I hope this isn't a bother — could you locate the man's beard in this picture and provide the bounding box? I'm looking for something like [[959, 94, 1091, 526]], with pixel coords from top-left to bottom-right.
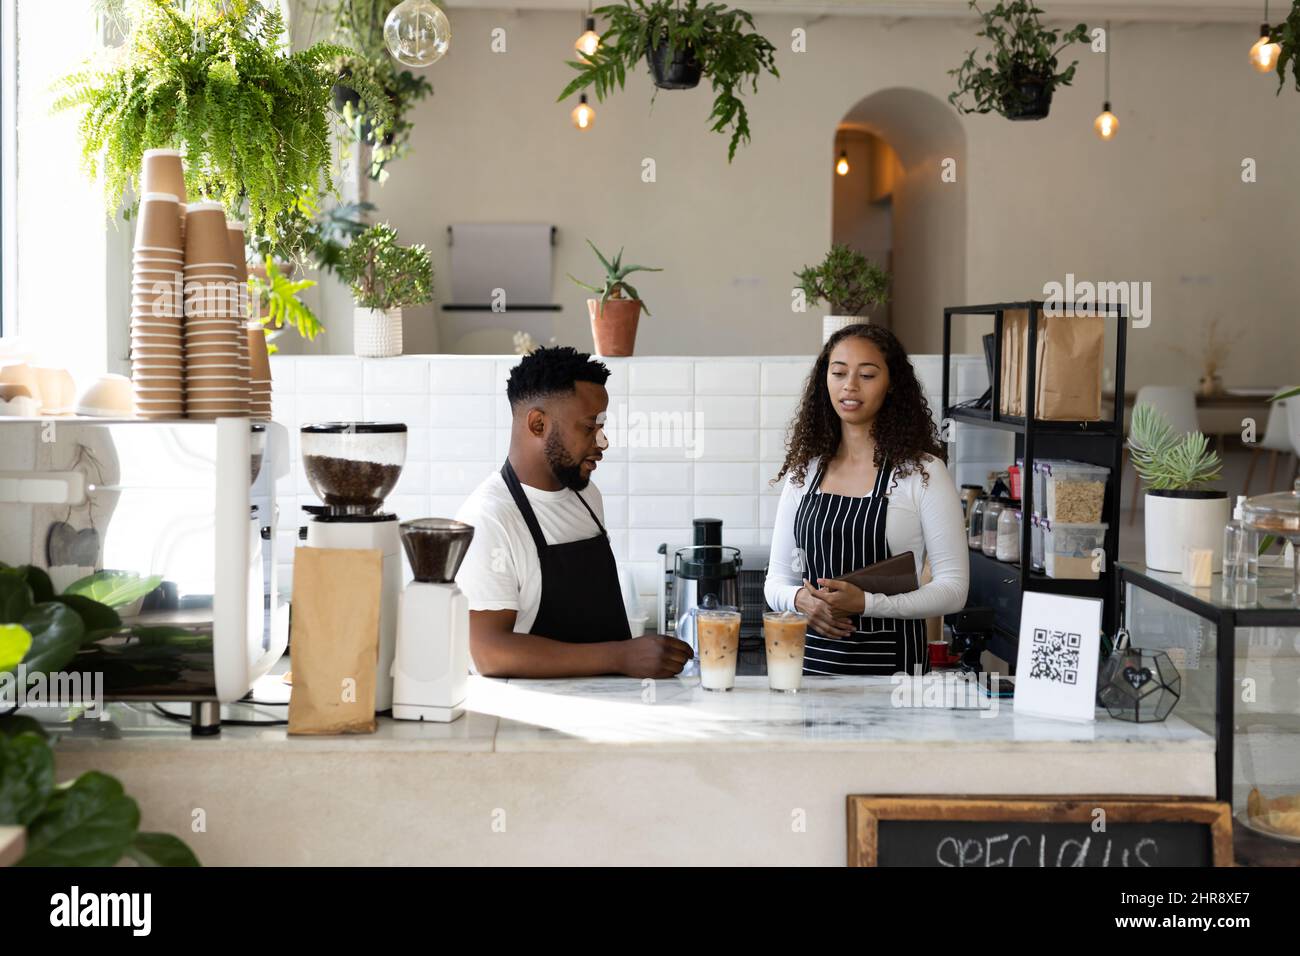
[[544, 430, 589, 491]]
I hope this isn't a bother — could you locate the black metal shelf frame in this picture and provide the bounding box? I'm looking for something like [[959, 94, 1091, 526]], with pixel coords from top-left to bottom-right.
[[942, 300, 1129, 658]]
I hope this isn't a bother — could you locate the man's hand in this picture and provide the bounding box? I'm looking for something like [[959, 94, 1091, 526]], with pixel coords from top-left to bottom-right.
[[795, 580, 855, 638], [617, 635, 694, 678]]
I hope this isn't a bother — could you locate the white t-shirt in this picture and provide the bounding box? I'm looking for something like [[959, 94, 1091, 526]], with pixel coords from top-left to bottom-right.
[[763, 453, 969, 620], [454, 470, 607, 633]]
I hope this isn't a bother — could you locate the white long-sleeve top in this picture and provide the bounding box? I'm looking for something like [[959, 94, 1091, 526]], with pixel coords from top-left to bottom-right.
[[763, 453, 970, 619]]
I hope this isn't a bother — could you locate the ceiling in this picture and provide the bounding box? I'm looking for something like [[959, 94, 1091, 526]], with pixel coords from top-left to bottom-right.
[[440, 1, 1274, 25]]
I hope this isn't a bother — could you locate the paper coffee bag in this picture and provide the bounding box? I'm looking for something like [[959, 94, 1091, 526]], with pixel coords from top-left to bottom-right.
[[287, 546, 381, 735]]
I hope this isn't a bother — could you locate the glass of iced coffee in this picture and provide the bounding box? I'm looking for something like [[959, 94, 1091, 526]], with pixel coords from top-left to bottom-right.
[[763, 610, 807, 692], [696, 607, 742, 692]]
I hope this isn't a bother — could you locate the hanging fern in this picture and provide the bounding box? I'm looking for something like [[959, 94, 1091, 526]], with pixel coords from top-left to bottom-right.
[[54, 0, 379, 248]]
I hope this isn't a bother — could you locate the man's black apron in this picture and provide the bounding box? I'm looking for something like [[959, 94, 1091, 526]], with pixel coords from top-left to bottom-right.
[[792, 458, 928, 676], [500, 459, 631, 643]]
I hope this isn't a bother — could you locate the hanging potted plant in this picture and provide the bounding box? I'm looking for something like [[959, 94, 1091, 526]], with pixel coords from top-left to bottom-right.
[[795, 244, 891, 344], [53, 0, 382, 250], [1127, 404, 1230, 573], [315, 1, 433, 182], [557, 0, 779, 162], [1271, 3, 1300, 92], [568, 239, 662, 357], [948, 0, 1089, 120], [337, 223, 434, 358]]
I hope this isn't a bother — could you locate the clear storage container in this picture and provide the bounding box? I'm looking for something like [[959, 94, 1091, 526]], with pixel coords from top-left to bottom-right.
[[1044, 461, 1110, 524], [1030, 514, 1047, 572], [967, 496, 987, 550], [1031, 459, 1069, 518], [1044, 521, 1109, 579], [996, 507, 1022, 563], [981, 498, 1005, 556]]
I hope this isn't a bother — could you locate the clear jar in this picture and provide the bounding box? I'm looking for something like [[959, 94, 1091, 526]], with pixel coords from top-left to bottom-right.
[[967, 496, 987, 550], [996, 507, 1021, 563], [981, 498, 1005, 556]]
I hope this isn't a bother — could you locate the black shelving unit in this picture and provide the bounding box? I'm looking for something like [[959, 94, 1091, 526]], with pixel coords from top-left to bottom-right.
[[942, 301, 1128, 665]]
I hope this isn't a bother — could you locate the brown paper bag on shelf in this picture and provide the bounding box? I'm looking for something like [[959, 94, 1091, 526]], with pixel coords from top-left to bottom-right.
[[998, 308, 1103, 421], [287, 547, 381, 735]]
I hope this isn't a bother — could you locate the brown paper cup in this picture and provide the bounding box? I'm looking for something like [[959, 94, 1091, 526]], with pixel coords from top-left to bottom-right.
[[141, 149, 186, 203], [134, 193, 182, 251], [184, 202, 230, 264]]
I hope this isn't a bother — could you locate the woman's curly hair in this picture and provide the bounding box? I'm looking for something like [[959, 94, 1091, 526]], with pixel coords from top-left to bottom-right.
[[776, 324, 943, 489]]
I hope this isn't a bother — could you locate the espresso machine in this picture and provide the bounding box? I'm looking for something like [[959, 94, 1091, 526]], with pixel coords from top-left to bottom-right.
[[392, 519, 474, 722], [300, 422, 406, 712]]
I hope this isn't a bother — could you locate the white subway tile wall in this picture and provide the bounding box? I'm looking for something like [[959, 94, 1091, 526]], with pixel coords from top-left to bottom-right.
[[270, 354, 991, 625]]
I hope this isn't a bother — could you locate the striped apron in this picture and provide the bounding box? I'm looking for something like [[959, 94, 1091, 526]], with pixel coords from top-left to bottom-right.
[[793, 458, 929, 676]]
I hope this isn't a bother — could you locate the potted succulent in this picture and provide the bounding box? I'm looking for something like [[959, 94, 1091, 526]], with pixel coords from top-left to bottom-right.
[[336, 223, 434, 358], [557, 0, 779, 162], [795, 244, 891, 344], [54, 0, 378, 249], [1127, 404, 1230, 573], [948, 0, 1089, 120], [567, 239, 662, 357]]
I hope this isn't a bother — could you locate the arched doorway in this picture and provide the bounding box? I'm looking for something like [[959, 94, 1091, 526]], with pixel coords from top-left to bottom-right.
[[833, 88, 967, 356]]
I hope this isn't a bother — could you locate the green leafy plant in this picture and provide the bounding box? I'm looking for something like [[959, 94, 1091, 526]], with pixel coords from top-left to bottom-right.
[[567, 239, 662, 314], [1272, 385, 1299, 402], [1271, 4, 1300, 92], [248, 256, 322, 355], [794, 244, 891, 317], [337, 223, 434, 311], [54, 0, 381, 246], [313, 1, 435, 182], [948, 1, 1089, 118], [0, 563, 198, 866], [1127, 404, 1223, 492], [557, 0, 779, 162]]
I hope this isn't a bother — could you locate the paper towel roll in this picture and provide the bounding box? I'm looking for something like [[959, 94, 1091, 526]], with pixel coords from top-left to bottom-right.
[[448, 223, 554, 308]]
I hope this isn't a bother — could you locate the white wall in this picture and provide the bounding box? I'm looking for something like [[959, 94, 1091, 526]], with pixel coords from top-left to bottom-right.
[[269, 352, 1002, 625], [286, 10, 1300, 391]]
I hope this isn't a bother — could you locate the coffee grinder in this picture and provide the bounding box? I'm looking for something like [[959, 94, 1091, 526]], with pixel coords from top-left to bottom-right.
[[392, 519, 475, 722], [301, 422, 407, 712]]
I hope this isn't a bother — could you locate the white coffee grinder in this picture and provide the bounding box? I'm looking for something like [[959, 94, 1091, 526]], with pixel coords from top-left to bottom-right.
[[392, 519, 474, 722], [300, 422, 407, 712]]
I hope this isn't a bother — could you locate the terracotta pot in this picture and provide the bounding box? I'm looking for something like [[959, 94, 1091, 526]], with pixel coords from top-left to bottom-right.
[[588, 297, 642, 357]]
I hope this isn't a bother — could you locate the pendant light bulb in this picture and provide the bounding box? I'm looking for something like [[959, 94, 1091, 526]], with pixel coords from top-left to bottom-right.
[[835, 150, 850, 176], [383, 0, 451, 68], [1251, 24, 1281, 72], [575, 17, 601, 58], [571, 94, 595, 130], [1093, 102, 1118, 141]]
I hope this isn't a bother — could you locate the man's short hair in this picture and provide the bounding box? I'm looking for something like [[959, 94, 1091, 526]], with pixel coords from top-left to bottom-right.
[[506, 346, 610, 408]]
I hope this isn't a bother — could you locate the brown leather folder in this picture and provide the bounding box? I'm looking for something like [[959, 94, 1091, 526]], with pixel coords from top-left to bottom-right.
[[831, 551, 919, 595]]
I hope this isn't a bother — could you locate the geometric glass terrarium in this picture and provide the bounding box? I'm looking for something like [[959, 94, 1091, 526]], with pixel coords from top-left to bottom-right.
[[1098, 630, 1182, 722]]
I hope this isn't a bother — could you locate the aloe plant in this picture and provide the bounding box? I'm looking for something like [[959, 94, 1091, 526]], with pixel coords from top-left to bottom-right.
[[567, 239, 663, 315], [1127, 404, 1223, 491]]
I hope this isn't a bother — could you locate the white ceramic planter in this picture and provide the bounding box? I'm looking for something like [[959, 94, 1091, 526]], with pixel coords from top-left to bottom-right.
[[1144, 491, 1230, 573], [822, 314, 866, 343], [353, 306, 403, 358]]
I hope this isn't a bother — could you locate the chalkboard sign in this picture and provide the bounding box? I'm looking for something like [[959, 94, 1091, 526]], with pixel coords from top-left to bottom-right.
[[847, 797, 1232, 867]]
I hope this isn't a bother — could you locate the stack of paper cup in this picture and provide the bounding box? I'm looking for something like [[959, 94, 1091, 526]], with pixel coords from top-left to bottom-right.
[[141, 149, 187, 241], [131, 192, 184, 419], [225, 221, 252, 405], [183, 201, 247, 419], [248, 325, 273, 420]]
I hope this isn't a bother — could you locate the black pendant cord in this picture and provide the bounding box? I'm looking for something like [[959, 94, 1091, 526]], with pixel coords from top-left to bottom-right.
[[1104, 20, 1112, 108]]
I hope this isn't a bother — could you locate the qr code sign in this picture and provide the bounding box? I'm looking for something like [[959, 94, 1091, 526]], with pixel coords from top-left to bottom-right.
[[1028, 628, 1081, 685]]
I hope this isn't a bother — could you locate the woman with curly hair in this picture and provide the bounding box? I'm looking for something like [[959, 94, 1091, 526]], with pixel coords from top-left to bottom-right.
[[763, 324, 968, 676]]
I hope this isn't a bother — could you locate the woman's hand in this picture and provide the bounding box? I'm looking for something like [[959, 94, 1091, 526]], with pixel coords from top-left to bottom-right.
[[814, 578, 868, 617], [796, 581, 855, 638]]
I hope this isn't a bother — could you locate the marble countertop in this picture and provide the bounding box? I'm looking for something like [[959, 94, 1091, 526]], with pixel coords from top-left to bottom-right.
[[40, 673, 1215, 756]]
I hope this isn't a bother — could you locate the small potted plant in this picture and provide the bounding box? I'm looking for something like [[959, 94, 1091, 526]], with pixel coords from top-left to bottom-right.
[[336, 223, 434, 358], [948, 0, 1089, 120], [795, 245, 891, 344], [568, 239, 662, 357], [1127, 404, 1229, 573], [557, 0, 779, 162]]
